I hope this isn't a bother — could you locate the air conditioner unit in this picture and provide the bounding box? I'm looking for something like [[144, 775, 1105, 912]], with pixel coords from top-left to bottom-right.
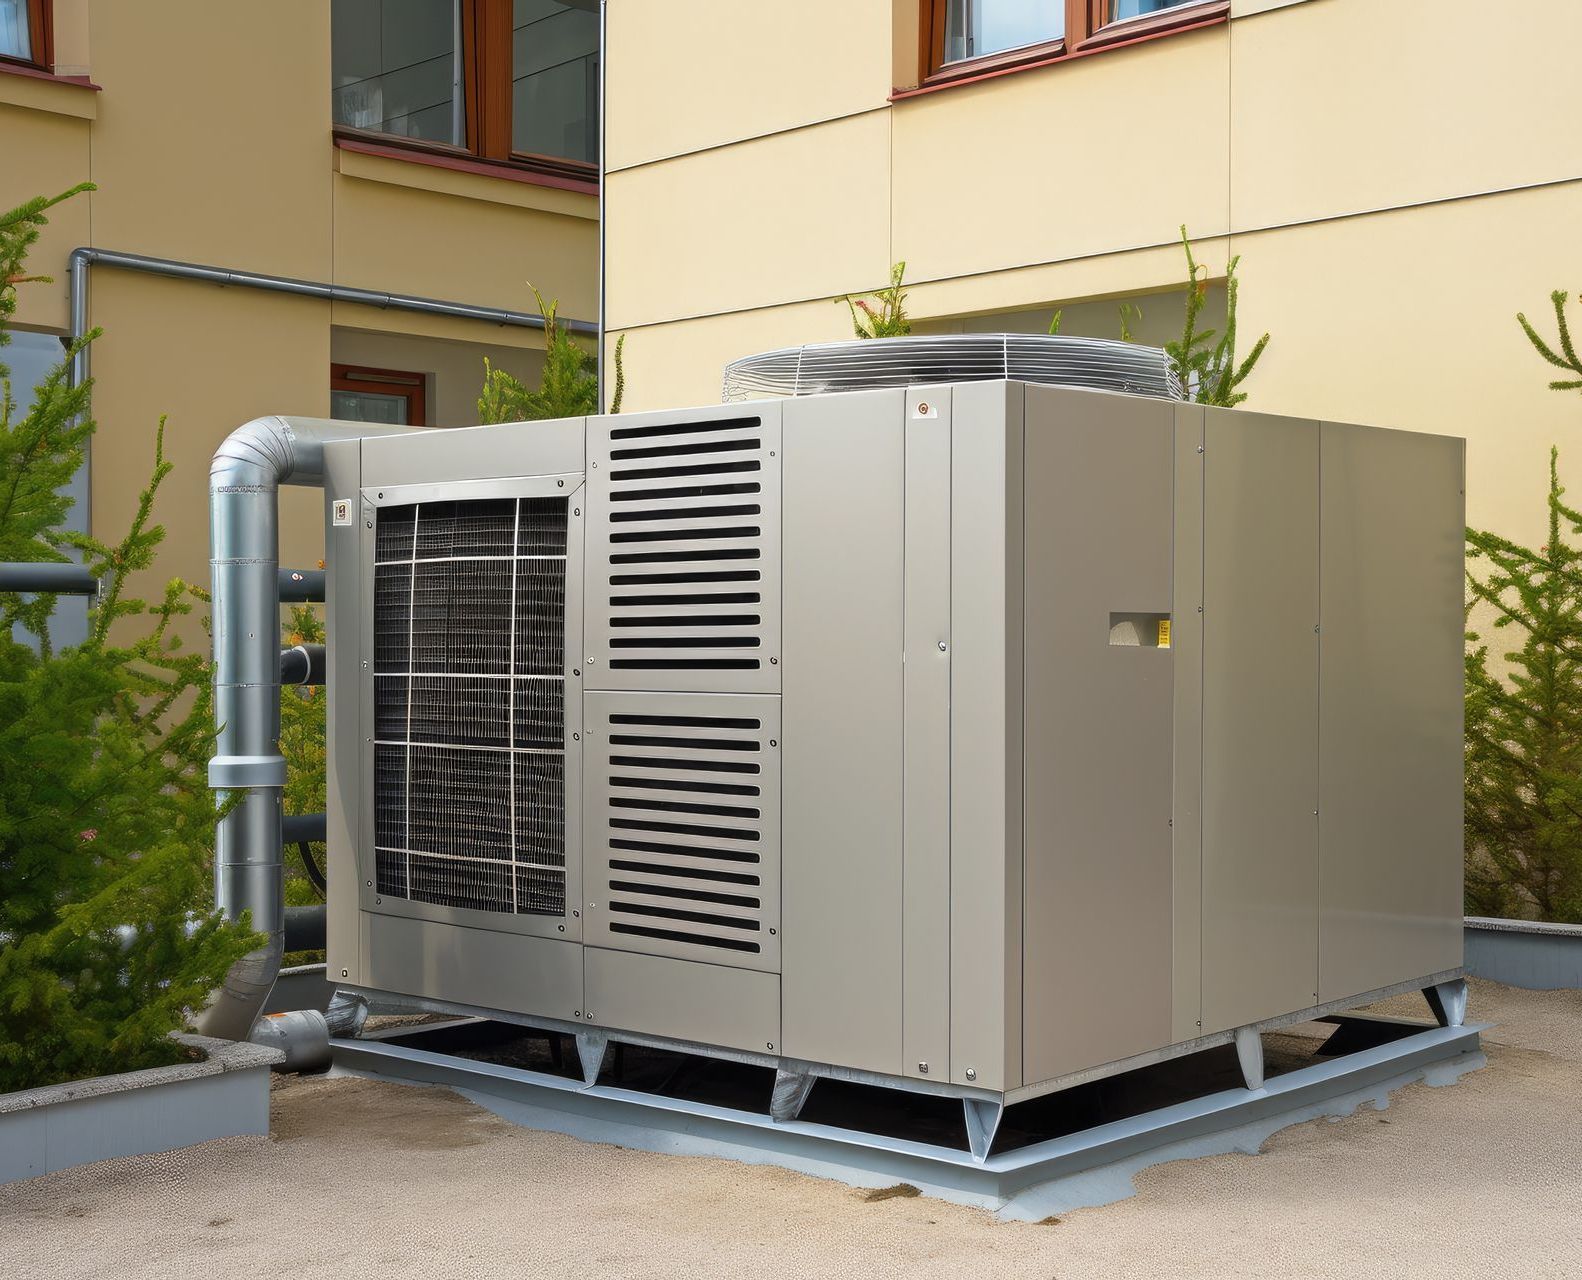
[[320, 341, 1464, 1136]]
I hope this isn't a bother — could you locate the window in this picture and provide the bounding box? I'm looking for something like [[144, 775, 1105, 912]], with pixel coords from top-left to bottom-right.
[[924, 0, 1223, 84], [331, 0, 598, 179], [0, 0, 50, 69], [331, 364, 427, 426]]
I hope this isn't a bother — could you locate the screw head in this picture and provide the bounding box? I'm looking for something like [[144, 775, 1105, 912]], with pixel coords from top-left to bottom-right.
[[768, 927, 776, 936], [341, 969, 349, 978], [938, 640, 947, 652], [573, 669, 580, 677], [965, 1067, 977, 1081], [377, 492, 384, 499], [770, 657, 778, 665], [365, 520, 373, 529], [766, 1042, 775, 1051], [558, 924, 565, 932], [573, 732, 580, 741], [574, 1010, 580, 1017], [365, 879, 372, 887], [557, 479, 565, 487], [574, 508, 580, 516], [918, 1062, 929, 1074], [769, 739, 777, 748], [572, 909, 580, 918]]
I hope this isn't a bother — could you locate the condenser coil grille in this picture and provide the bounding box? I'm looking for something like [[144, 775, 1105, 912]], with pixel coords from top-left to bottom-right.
[[721, 334, 1184, 402], [586, 411, 782, 694], [586, 692, 781, 972], [373, 496, 568, 916]]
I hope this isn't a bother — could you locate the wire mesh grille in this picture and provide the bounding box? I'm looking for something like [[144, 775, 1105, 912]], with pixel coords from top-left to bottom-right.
[[373, 496, 568, 916], [721, 334, 1184, 402]]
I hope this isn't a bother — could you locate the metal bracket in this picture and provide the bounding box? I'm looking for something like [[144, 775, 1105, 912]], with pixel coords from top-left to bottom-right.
[[207, 754, 287, 789], [575, 1028, 609, 1087], [770, 1069, 816, 1124], [962, 1097, 1005, 1163], [1234, 1025, 1265, 1092], [1424, 977, 1468, 1028]]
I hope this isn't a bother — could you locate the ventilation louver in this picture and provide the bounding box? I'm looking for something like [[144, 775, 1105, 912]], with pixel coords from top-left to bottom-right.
[[721, 334, 1184, 402], [585, 692, 780, 972], [586, 410, 781, 694], [373, 496, 569, 917]]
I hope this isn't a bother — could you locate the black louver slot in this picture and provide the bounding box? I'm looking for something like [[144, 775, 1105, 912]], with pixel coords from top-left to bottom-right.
[[373, 496, 568, 917]]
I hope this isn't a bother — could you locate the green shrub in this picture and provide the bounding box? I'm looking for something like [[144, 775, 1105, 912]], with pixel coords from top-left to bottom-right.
[[478, 287, 624, 422], [0, 188, 256, 1092]]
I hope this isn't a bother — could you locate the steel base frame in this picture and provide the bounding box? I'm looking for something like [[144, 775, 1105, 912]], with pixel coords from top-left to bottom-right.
[[331, 1014, 1482, 1214], [340, 969, 1467, 1162]]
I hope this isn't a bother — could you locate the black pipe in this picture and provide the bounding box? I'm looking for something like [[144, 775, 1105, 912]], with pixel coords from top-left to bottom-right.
[[280, 643, 327, 686], [284, 904, 326, 952], [283, 812, 327, 844], [279, 568, 325, 603], [0, 562, 97, 595]]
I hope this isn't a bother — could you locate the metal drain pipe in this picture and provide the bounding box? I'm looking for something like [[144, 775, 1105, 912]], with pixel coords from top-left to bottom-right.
[[197, 415, 414, 1046]]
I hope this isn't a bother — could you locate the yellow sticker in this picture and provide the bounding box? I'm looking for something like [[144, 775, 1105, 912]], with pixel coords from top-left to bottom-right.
[[1157, 618, 1171, 649]]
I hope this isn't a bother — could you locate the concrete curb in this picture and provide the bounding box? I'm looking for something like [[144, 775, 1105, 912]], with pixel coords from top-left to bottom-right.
[[1465, 917, 1582, 991], [0, 1033, 283, 1184]]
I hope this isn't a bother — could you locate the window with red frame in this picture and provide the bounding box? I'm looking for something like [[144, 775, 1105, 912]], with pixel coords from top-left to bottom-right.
[[923, 0, 1224, 84], [0, 0, 52, 69], [331, 363, 428, 427], [331, 0, 597, 181]]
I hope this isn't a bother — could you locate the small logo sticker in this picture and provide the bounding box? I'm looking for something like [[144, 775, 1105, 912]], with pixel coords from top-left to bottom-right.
[[332, 499, 352, 526]]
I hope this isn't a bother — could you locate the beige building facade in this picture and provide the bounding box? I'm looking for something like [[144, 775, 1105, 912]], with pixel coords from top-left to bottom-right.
[[604, 0, 1580, 544], [3, 0, 599, 640]]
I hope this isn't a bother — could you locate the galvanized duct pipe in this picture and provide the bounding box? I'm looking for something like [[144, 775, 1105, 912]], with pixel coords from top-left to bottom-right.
[[197, 415, 414, 1045]]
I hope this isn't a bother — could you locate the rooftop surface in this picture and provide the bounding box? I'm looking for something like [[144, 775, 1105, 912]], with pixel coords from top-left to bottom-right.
[[5, 978, 1579, 1278]]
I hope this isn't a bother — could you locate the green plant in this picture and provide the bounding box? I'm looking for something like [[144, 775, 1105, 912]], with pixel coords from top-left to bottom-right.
[[280, 600, 326, 911], [1166, 226, 1270, 408], [0, 187, 257, 1092], [1517, 291, 1582, 395], [841, 261, 912, 339], [478, 286, 625, 422], [1464, 449, 1582, 922]]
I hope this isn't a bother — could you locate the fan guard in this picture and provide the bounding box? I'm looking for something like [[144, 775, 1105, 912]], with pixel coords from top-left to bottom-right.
[[722, 334, 1184, 403]]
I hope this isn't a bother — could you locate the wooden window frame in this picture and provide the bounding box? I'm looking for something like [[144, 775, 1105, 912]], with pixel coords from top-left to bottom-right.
[[0, 0, 53, 72], [917, 0, 1226, 91], [331, 363, 428, 427], [333, 0, 596, 186]]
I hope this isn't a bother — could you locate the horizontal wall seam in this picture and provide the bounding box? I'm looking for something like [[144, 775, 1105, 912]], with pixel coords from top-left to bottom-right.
[[607, 171, 1582, 334], [604, 104, 892, 178]]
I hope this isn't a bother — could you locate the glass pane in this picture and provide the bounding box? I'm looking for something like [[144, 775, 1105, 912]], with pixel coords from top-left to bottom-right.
[[332, 0, 463, 145], [0, 0, 32, 60], [332, 389, 409, 424], [512, 0, 599, 163], [944, 0, 1062, 64], [1112, 0, 1197, 18]]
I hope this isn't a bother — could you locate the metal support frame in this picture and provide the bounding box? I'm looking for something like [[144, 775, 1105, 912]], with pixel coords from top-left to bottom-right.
[[332, 1017, 1484, 1209], [1234, 1026, 1265, 1092], [1424, 977, 1468, 1028], [962, 1098, 1006, 1163], [771, 1070, 817, 1124]]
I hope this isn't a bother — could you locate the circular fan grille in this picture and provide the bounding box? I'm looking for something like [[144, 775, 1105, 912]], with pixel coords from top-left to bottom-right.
[[722, 334, 1184, 403]]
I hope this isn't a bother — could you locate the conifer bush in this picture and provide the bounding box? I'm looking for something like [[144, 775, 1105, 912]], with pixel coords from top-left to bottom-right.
[[0, 188, 256, 1092], [478, 287, 624, 422]]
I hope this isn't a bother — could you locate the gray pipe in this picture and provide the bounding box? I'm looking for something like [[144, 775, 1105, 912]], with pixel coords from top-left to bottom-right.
[[197, 415, 414, 1042]]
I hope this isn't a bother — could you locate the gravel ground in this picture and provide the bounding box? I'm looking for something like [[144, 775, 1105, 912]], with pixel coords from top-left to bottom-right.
[[5, 978, 1580, 1279]]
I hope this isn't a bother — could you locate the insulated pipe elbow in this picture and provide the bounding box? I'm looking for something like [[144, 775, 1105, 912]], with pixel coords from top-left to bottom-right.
[[198, 415, 415, 1044]]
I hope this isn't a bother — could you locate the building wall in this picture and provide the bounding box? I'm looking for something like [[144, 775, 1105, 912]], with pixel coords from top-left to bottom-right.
[[1, 0, 596, 638], [604, 0, 1582, 544]]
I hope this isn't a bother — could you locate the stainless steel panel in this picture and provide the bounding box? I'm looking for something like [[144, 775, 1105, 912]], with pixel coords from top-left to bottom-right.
[[583, 690, 780, 972], [1201, 409, 1321, 1034], [1171, 405, 1207, 1043], [903, 386, 952, 1083], [1319, 422, 1465, 999], [781, 388, 906, 1075], [584, 402, 782, 694], [584, 947, 780, 1055], [1021, 386, 1175, 1084], [324, 439, 367, 984], [360, 417, 585, 488], [366, 912, 583, 1021], [948, 380, 1023, 1093]]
